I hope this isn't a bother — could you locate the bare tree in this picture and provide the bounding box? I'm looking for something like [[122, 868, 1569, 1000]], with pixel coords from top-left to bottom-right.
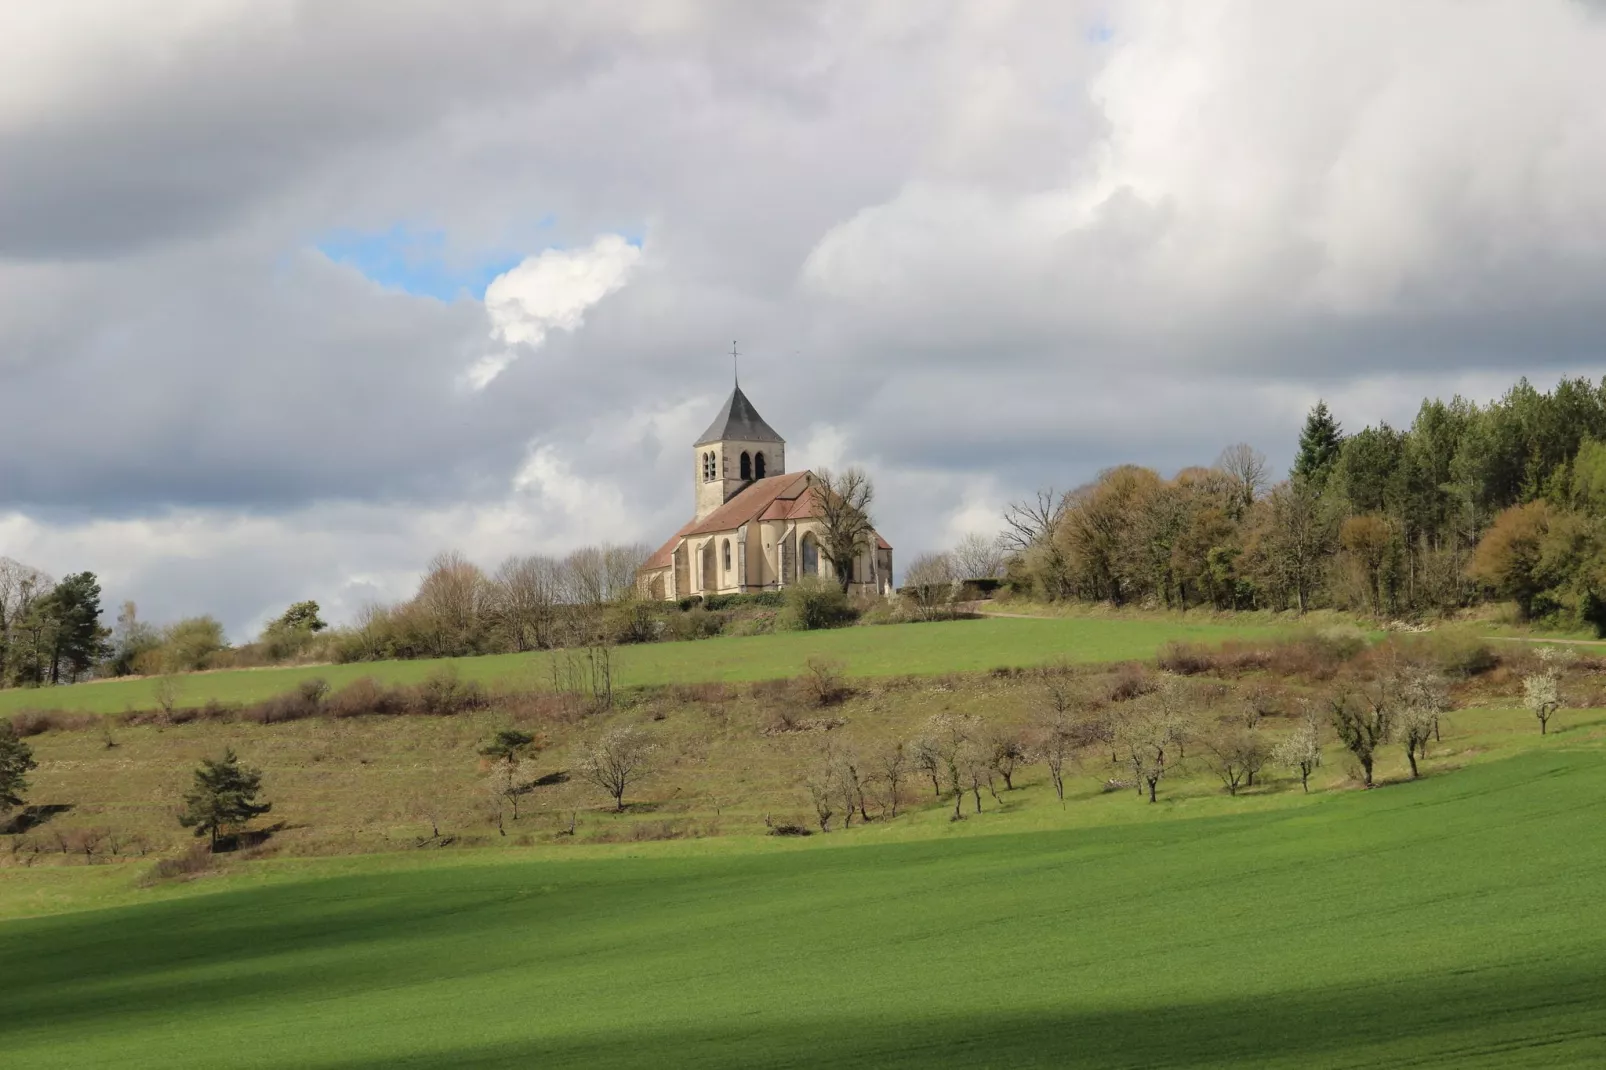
[[876, 741, 909, 817], [414, 550, 489, 656], [986, 726, 1031, 791], [601, 543, 651, 602], [152, 674, 185, 718], [999, 489, 1066, 553], [576, 724, 657, 811], [812, 467, 876, 593], [952, 532, 1005, 580], [1272, 707, 1323, 792], [903, 552, 960, 621], [1035, 680, 1079, 805], [1202, 728, 1269, 796], [1117, 684, 1194, 803], [0, 558, 53, 678], [1216, 443, 1269, 511], [489, 555, 562, 652]]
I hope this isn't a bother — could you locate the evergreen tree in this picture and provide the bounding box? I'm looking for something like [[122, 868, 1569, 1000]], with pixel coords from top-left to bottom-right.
[[45, 573, 112, 684], [179, 749, 272, 851], [1293, 401, 1345, 492], [0, 723, 38, 812]]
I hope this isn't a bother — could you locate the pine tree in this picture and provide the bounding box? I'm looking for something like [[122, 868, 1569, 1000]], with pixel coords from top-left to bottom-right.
[[1293, 400, 1344, 491], [0, 723, 38, 812], [179, 749, 272, 851]]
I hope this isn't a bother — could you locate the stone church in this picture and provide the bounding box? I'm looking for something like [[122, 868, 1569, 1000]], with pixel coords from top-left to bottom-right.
[[638, 382, 893, 600]]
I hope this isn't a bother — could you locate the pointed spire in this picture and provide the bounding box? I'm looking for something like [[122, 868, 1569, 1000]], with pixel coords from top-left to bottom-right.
[[695, 381, 785, 446]]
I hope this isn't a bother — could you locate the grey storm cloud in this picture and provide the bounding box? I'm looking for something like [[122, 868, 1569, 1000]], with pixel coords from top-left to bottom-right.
[[3, 0, 1606, 636]]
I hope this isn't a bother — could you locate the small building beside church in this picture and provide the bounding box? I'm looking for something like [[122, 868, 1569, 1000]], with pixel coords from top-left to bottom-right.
[[638, 382, 893, 600]]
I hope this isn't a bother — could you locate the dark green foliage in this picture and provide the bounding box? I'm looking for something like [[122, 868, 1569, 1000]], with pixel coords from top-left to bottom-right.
[[271, 601, 328, 634], [479, 729, 537, 764], [0, 722, 37, 810], [1292, 400, 1344, 490], [4, 573, 112, 687], [177, 749, 272, 851]]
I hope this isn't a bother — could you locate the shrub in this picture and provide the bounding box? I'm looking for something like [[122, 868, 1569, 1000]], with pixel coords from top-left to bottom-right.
[[800, 656, 850, 706], [325, 676, 411, 718], [778, 577, 855, 631], [665, 606, 726, 642], [143, 845, 215, 884], [1105, 663, 1156, 703], [9, 710, 98, 737], [417, 666, 486, 716]]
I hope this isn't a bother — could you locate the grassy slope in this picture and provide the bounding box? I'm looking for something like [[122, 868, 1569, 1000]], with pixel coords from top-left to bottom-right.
[[3, 731, 1604, 1068], [0, 615, 1291, 716]]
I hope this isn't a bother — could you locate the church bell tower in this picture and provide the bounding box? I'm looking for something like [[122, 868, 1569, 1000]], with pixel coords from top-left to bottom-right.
[[693, 381, 785, 520]]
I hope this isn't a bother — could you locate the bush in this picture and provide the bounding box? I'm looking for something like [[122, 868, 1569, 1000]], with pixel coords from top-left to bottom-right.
[[9, 710, 98, 737], [665, 606, 726, 642], [702, 591, 785, 611], [800, 656, 850, 706], [325, 677, 411, 718], [417, 666, 487, 715], [778, 577, 856, 631], [143, 845, 215, 884]]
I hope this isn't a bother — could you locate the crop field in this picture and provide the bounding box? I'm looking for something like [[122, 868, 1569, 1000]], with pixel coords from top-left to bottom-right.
[[2, 731, 1603, 1068], [0, 614, 1293, 717]]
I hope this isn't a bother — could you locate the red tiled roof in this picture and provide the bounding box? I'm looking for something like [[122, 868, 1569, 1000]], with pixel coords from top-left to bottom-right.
[[639, 470, 892, 570]]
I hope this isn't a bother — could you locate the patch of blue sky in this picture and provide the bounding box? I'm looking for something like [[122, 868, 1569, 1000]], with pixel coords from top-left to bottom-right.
[[316, 225, 529, 302], [1087, 19, 1114, 44]]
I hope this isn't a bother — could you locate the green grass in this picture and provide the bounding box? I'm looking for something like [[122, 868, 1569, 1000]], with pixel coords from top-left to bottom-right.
[[0, 615, 1292, 716], [4, 737, 1604, 1068]]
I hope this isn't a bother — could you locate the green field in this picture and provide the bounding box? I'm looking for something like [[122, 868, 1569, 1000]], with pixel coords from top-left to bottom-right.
[[3, 731, 1603, 1068], [0, 615, 1291, 716]]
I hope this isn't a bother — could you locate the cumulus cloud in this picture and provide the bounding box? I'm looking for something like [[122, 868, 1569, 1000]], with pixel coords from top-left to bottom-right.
[[2, 1, 1605, 633], [466, 234, 644, 390]]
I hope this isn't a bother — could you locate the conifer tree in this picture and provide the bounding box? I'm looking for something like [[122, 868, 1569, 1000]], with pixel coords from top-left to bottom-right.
[[0, 723, 38, 812], [179, 749, 272, 851], [1293, 401, 1345, 492]]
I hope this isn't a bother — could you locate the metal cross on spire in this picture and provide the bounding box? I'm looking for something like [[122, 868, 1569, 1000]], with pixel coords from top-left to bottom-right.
[[730, 340, 740, 385]]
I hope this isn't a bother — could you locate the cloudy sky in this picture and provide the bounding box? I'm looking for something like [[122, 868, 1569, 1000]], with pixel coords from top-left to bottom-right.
[[4, 0, 1606, 638]]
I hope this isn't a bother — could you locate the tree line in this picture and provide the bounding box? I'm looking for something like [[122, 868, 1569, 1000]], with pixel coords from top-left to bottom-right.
[[1000, 375, 1606, 632]]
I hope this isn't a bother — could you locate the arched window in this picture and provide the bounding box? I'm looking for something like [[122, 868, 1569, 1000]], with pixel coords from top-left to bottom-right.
[[722, 539, 732, 573], [702, 451, 717, 482], [754, 452, 767, 479], [739, 451, 752, 481], [801, 532, 819, 576]]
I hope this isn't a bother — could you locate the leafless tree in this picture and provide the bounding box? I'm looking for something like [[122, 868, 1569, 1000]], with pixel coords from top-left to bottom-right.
[[489, 554, 563, 652], [1118, 685, 1194, 803], [602, 543, 651, 601], [812, 467, 876, 592], [1035, 680, 1079, 805], [805, 772, 835, 832], [986, 726, 1031, 791], [999, 489, 1066, 553], [0, 557, 53, 674], [876, 741, 909, 818], [903, 552, 960, 621], [414, 550, 489, 656], [952, 532, 1005, 580], [1216, 443, 1269, 511], [1202, 728, 1269, 796], [576, 724, 657, 811], [152, 674, 185, 718]]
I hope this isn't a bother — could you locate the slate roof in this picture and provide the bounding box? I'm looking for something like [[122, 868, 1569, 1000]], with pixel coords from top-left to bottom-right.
[[694, 383, 785, 446]]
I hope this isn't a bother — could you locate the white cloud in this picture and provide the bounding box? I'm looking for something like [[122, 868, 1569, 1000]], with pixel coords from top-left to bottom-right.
[[466, 234, 643, 390]]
